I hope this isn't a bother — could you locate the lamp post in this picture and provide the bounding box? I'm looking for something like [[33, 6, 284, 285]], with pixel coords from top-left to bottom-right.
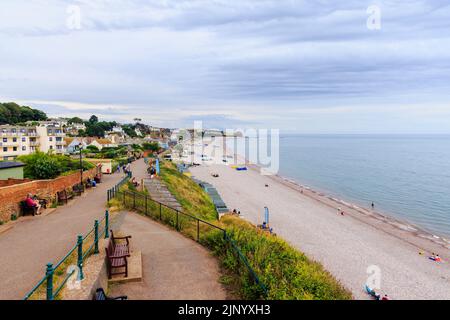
[[79, 143, 83, 188]]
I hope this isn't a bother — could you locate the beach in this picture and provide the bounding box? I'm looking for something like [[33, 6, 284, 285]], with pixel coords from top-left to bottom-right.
[[186, 142, 450, 300]]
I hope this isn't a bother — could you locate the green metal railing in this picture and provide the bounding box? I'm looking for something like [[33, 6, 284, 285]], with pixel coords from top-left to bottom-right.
[[107, 172, 132, 202], [23, 211, 111, 300], [108, 188, 268, 297]]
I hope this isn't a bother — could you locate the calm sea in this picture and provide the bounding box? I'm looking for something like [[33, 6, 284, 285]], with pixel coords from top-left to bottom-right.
[[226, 134, 450, 238]]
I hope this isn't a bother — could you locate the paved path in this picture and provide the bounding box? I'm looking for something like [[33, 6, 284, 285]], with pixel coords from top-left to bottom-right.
[[0, 166, 136, 300], [109, 211, 227, 300]]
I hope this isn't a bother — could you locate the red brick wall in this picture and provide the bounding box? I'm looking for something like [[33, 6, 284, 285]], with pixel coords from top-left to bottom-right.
[[0, 178, 32, 187], [0, 167, 99, 222]]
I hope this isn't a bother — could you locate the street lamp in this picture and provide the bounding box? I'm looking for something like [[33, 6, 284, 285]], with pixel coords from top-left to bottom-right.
[[79, 143, 83, 188]]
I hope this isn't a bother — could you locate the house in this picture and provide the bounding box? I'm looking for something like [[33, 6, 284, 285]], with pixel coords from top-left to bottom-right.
[[0, 161, 25, 180], [65, 137, 88, 154], [0, 124, 66, 160]]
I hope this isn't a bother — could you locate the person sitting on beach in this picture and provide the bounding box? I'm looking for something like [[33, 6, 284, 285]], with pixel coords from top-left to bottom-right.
[[430, 253, 442, 262], [25, 193, 41, 214]]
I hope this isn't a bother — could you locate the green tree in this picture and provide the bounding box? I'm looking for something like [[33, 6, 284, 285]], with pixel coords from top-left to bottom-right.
[[89, 115, 98, 123], [68, 117, 84, 124], [0, 102, 47, 124]]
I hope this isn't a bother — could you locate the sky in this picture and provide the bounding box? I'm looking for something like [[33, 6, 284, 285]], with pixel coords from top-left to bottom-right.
[[1, 0, 450, 133]]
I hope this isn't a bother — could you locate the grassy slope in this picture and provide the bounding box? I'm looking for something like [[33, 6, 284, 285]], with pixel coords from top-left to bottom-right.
[[157, 160, 352, 300], [159, 161, 217, 221], [211, 215, 352, 300]]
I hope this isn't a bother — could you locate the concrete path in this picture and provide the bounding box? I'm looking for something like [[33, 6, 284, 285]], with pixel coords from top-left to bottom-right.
[[109, 211, 227, 300], [0, 165, 138, 300]]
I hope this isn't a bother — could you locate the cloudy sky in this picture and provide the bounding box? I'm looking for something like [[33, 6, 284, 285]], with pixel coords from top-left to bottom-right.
[[1, 0, 450, 133]]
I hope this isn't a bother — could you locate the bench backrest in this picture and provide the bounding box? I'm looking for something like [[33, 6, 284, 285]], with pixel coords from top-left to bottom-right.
[[57, 190, 67, 198], [105, 239, 116, 258]]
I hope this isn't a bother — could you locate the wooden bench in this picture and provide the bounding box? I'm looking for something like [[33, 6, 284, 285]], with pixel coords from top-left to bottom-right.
[[105, 231, 132, 279], [57, 190, 74, 204], [93, 288, 127, 300], [111, 230, 132, 256], [72, 184, 84, 196], [20, 201, 38, 216]]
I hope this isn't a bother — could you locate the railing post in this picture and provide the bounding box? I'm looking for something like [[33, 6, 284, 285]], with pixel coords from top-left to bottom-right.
[[197, 220, 200, 242], [94, 220, 99, 254], [105, 210, 110, 239], [133, 192, 136, 208], [107, 189, 110, 202], [77, 235, 84, 280], [176, 211, 179, 230], [145, 195, 148, 215], [159, 203, 162, 220], [45, 263, 54, 301]]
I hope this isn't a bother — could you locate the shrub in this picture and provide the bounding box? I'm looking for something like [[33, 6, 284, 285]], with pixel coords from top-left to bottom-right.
[[17, 151, 94, 180], [206, 215, 353, 300]]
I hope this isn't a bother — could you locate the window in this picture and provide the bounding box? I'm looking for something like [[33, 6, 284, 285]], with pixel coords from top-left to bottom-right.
[[13, 138, 17, 142], [13, 147, 17, 152], [49, 137, 53, 142], [2, 147, 6, 152], [22, 146, 26, 151], [22, 137, 26, 142], [2, 138, 7, 143], [56, 137, 62, 142], [49, 145, 53, 149]]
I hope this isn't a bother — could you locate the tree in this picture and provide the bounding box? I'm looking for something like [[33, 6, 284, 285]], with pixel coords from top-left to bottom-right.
[[0, 102, 47, 124], [142, 142, 159, 152], [89, 115, 98, 124], [68, 117, 84, 124], [85, 124, 105, 137]]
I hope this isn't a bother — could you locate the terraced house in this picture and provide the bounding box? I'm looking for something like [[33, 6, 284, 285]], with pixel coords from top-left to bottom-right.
[[0, 124, 66, 160]]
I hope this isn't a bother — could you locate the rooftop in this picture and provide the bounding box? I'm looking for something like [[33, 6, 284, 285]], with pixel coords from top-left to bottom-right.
[[0, 161, 26, 169]]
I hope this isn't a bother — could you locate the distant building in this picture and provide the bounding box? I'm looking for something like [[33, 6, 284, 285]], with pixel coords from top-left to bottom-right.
[[65, 123, 86, 136], [112, 126, 124, 134], [0, 161, 25, 180], [65, 137, 116, 153], [0, 124, 66, 160]]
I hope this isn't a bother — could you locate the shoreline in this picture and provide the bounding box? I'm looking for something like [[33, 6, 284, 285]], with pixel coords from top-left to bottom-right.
[[269, 170, 450, 251], [185, 139, 450, 299], [222, 138, 450, 251]]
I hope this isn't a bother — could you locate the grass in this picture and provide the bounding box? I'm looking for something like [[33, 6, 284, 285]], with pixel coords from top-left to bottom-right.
[[114, 160, 352, 300], [206, 215, 352, 300], [159, 161, 217, 221]]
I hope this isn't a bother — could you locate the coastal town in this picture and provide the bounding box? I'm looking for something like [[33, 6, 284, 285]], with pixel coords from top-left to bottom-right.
[[1, 1, 450, 312]]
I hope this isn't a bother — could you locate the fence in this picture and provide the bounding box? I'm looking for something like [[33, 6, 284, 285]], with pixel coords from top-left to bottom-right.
[[108, 187, 268, 297], [107, 172, 131, 202], [23, 211, 111, 300]]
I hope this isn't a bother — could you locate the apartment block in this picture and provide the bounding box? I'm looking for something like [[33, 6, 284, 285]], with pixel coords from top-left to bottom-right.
[[0, 124, 66, 160]]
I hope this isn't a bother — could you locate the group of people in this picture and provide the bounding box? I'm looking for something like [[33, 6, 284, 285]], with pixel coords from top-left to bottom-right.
[[25, 194, 43, 214], [131, 177, 140, 188], [147, 166, 157, 178], [86, 177, 97, 188], [366, 285, 391, 301]]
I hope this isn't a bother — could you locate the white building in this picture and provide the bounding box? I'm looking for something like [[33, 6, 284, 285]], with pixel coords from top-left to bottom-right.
[[0, 124, 66, 160]]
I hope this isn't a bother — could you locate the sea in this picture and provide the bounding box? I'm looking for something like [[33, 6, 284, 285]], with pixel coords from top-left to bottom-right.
[[225, 134, 450, 239]]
